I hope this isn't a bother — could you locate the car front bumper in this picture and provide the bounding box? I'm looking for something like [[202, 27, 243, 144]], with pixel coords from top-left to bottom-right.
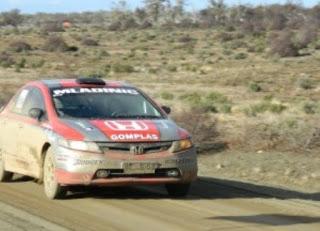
[[53, 145, 198, 186]]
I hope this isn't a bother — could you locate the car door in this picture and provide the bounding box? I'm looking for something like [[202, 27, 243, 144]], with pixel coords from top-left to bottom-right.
[[2, 88, 31, 174], [17, 87, 49, 178]]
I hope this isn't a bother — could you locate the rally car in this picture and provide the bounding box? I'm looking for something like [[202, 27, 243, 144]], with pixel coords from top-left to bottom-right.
[[0, 78, 197, 199]]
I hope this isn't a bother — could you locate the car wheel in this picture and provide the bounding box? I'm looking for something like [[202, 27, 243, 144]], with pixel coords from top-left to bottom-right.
[[43, 148, 67, 199], [165, 183, 190, 198], [0, 149, 13, 182]]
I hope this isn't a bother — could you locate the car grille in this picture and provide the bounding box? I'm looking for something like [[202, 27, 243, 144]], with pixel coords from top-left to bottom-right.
[[98, 142, 172, 154]]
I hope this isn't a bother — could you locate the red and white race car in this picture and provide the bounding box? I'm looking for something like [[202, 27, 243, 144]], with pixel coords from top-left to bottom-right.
[[0, 78, 197, 199]]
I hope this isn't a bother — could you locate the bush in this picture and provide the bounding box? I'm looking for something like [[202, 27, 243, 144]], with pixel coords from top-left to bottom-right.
[[139, 21, 153, 29], [245, 100, 287, 116], [167, 65, 177, 72], [112, 63, 134, 73], [43, 36, 69, 52], [180, 91, 232, 114], [173, 109, 222, 153], [81, 37, 99, 46], [249, 82, 262, 92], [178, 34, 195, 43], [180, 92, 201, 104], [215, 32, 234, 42], [269, 30, 299, 57], [303, 101, 318, 114], [297, 78, 315, 90], [41, 21, 64, 33], [15, 57, 26, 68], [234, 52, 248, 60], [295, 25, 318, 49], [108, 21, 122, 31], [9, 41, 32, 52], [0, 52, 15, 67], [241, 118, 313, 151], [160, 92, 174, 100]]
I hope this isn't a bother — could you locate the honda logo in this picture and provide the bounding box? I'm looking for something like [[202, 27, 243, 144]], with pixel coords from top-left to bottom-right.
[[105, 121, 149, 131], [130, 145, 145, 155]]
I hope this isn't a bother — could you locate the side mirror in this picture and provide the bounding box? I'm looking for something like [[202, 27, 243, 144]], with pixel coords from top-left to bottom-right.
[[161, 106, 171, 115], [29, 108, 44, 121]]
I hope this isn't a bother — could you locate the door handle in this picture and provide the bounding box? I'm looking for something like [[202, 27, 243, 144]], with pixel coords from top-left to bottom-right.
[[18, 123, 24, 129]]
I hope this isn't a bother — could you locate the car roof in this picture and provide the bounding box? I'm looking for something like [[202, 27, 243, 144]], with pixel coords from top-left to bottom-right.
[[27, 79, 134, 89]]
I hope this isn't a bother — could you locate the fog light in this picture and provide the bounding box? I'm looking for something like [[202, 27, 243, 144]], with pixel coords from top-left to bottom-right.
[[96, 170, 110, 178], [167, 169, 179, 177]]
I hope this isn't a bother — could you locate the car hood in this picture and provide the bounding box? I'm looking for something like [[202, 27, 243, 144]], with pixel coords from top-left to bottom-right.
[[60, 119, 190, 142]]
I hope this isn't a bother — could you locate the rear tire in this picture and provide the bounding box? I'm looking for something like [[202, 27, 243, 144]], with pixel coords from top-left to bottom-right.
[[0, 150, 13, 182], [165, 183, 190, 198], [43, 148, 67, 199]]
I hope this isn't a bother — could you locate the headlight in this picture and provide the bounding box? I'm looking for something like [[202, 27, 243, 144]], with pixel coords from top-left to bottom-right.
[[171, 139, 193, 153], [58, 138, 102, 153]]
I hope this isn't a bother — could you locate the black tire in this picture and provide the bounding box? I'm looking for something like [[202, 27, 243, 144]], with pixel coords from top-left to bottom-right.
[[165, 183, 190, 198], [43, 148, 67, 199], [0, 150, 13, 182]]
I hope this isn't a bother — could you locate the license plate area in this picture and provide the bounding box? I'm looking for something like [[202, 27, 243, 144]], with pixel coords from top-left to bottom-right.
[[122, 162, 160, 174]]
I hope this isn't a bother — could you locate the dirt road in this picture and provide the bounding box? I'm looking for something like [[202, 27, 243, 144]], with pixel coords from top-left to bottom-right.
[[0, 176, 319, 231]]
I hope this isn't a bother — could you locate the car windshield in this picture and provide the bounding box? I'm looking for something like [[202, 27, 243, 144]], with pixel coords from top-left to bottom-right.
[[50, 87, 163, 119]]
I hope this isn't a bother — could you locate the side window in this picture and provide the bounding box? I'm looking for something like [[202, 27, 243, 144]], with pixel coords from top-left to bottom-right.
[[11, 88, 31, 114], [21, 88, 45, 117], [12, 87, 46, 119]]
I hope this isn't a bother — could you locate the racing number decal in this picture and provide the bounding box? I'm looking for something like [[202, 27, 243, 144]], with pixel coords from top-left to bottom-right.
[[105, 121, 149, 131]]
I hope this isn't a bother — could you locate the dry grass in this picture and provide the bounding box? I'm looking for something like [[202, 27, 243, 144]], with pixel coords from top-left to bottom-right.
[[0, 28, 320, 153]]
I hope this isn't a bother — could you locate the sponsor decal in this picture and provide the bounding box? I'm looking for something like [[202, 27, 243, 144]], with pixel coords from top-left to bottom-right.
[[90, 120, 161, 142], [53, 88, 139, 97], [110, 133, 159, 141], [105, 121, 148, 131]]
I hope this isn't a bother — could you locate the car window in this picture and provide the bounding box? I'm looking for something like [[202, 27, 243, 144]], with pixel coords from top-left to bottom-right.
[[51, 87, 163, 119], [12, 87, 46, 118], [11, 88, 31, 114]]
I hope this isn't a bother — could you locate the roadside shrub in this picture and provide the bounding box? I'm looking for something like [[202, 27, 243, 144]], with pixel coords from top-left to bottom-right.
[[41, 21, 64, 33], [234, 52, 248, 60], [245, 100, 287, 116], [215, 32, 234, 42], [15, 57, 26, 68], [139, 21, 153, 29], [295, 25, 318, 49], [160, 92, 174, 100], [31, 59, 45, 68], [249, 82, 262, 92], [269, 30, 299, 57], [108, 21, 122, 31], [167, 65, 177, 72], [180, 91, 232, 114], [43, 35, 69, 52], [121, 17, 138, 30], [241, 118, 313, 151], [0, 52, 15, 67], [297, 78, 315, 90], [112, 63, 134, 73], [179, 92, 201, 104], [81, 37, 99, 46], [178, 34, 194, 43], [303, 101, 318, 114], [9, 41, 32, 52], [173, 109, 222, 153]]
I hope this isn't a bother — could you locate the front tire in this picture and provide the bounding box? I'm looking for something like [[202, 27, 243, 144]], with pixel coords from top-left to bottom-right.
[[165, 183, 190, 198], [43, 148, 66, 199], [0, 150, 13, 182]]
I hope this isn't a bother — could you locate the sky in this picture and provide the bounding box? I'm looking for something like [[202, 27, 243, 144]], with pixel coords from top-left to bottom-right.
[[0, 0, 318, 14]]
